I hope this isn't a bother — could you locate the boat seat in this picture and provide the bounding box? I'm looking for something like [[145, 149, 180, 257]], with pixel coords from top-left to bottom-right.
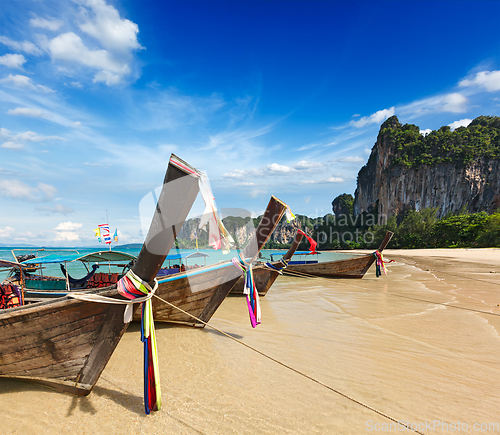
[[85, 273, 120, 288], [0, 284, 22, 309]]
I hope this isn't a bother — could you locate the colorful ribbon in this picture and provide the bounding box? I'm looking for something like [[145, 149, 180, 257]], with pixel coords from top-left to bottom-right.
[[273, 195, 296, 222], [171, 154, 234, 254], [232, 255, 261, 328], [198, 172, 235, 254], [373, 251, 394, 277], [117, 270, 161, 414], [297, 228, 317, 254]]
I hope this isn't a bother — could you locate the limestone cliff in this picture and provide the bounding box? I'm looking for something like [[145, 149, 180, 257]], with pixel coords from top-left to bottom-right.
[[178, 214, 309, 247], [353, 116, 500, 219]]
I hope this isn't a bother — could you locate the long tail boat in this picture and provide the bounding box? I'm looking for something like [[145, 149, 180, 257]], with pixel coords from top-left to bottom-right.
[[284, 231, 394, 278], [0, 154, 200, 395], [230, 230, 304, 296], [134, 196, 288, 326]]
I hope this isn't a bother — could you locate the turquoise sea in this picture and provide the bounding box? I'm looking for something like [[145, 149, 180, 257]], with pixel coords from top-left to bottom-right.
[[0, 246, 359, 281]]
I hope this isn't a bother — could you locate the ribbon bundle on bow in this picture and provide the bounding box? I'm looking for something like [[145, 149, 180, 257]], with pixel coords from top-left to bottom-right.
[[373, 251, 394, 277], [117, 270, 161, 414], [232, 256, 261, 328]]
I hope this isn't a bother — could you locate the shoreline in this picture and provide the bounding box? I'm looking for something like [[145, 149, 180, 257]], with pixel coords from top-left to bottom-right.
[[2, 249, 500, 433], [340, 247, 500, 267]]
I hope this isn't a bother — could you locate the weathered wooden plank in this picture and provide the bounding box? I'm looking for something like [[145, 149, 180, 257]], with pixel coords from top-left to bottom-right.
[[0, 155, 202, 395]]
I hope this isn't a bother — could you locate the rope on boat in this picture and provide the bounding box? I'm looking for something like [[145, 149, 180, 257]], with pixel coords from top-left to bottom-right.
[[117, 270, 161, 414], [281, 268, 500, 318], [67, 280, 157, 323], [262, 258, 289, 275], [152, 293, 426, 435]]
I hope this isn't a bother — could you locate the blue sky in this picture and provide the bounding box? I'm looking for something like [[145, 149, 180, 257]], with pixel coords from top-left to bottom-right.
[[1, 0, 500, 246]]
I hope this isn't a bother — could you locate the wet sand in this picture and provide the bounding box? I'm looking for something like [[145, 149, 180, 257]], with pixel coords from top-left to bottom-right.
[[1, 249, 500, 434]]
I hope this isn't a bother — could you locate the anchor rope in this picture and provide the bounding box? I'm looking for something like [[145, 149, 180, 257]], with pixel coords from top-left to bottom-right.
[[281, 268, 500, 317], [152, 293, 426, 435]]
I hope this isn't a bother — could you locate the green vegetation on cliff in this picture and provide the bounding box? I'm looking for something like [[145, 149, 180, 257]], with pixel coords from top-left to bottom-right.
[[380, 115, 500, 168], [368, 208, 500, 249], [304, 208, 500, 250]]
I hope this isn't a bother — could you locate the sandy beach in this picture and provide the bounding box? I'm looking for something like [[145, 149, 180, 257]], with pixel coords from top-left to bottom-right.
[[1, 249, 500, 434]]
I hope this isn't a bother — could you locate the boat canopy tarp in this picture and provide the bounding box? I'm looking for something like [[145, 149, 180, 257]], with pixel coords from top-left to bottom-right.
[[77, 251, 136, 263], [0, 259, 25, 269], [165, 252, 209, 261], [270, 250, 320, 257], [21, 251, 136, 265]]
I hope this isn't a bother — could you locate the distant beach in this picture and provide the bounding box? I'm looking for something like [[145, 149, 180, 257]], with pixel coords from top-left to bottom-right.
[[1, 248, 499, 434]]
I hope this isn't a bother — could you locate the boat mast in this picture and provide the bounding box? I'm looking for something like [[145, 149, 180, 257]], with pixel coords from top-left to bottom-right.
[[106, 210, 111, 252]]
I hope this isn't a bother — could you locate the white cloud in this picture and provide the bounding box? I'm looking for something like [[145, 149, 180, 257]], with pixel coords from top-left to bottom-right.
[[0, 74, 55, 92], [0, 226, 14, 237], [8, 107, 44, 117], [0, 179, 57, 202], [41, 1, 142, 86], [54, 231, 81, 242], [36, 204, 75, 215], [49, 32, 131, 85], [326, 176, 344, 183], [459, 70, 500, 92], [235, 182, 255, 186], [293, 160, 324, 170], [0, 36, 42, 55], [300, 176, 344, 184], [350, 107, 395, 128], [223, 169, 247, 179], [448, 118, 472, 131], [93, 69, 122, 85], [77, 0, 142, 52], [1, 141, 23, 149], [249, 189, 267, 198], [0, 53, 26, 69], [0, 127, 63, 149], [29, 16, 63, 31], [399, 92, 468, 117], [15, 131, 64, 142], [333, 156, 364, 163], [420, 129, 432, 136], [266, 163, 294, 174], [55, 221, 82, 231], [442, 93, 468, 113]]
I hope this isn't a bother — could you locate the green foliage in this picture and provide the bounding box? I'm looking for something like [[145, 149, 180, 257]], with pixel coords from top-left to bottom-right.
[[383, 115, 500, 168], [332, 193, 354, 215], [431, 212, 489, 246], [310, 205, 500, 249], [366, 209, 499, 248]]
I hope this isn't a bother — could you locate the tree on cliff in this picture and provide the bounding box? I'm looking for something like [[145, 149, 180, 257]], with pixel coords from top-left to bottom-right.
[[332, 193, 354, 218]]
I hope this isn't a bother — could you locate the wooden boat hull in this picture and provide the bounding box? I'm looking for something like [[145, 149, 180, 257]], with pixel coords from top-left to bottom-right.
[[134, 262, 241, 326], [0, 287, 133, 395], [285, 231, 394, 279], [133, 196, 288, 326], [286, 253, 376, 278], [230, 230, 305, 296], [0, 154, 202, 396], [231, 264, 280, 297]]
